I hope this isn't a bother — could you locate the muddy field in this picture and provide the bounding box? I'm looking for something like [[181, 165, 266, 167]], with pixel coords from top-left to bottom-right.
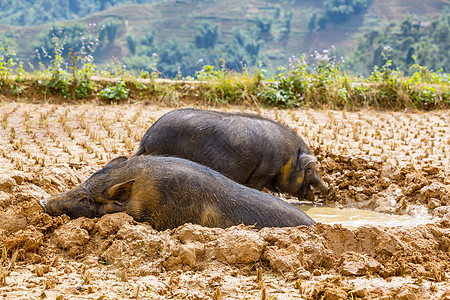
[[0, 100, 449, 299]]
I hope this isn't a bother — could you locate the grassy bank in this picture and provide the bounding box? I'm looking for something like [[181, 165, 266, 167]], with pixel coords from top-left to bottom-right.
[[1, 43, 449, 110]]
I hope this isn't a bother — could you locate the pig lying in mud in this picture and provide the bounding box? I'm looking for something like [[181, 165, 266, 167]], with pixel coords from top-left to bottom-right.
[[134, 108, 328, 201], [40, 156, 315, 230]]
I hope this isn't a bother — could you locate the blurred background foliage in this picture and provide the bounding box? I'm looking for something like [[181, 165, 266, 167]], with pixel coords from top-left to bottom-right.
[[0, 0, 449, 78]]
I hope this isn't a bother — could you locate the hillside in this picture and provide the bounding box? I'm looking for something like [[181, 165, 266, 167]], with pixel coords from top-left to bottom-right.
[[0, 0, 166, 26], [0, 0, 448, 76], [303, 0, 446, 53]]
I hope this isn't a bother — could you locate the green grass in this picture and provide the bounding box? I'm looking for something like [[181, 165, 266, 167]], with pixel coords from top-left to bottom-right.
[[1, 40, 449, 110]]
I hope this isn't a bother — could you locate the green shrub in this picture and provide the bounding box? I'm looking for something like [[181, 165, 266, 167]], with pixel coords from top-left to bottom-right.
[[98, 79, 129, 101]]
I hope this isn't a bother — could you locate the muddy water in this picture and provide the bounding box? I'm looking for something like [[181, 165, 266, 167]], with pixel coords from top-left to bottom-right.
[[294, 203, 436, 229]]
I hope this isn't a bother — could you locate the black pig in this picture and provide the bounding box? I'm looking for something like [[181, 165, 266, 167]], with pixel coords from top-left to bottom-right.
[[134, 108, 328, 201], [40, 156, 315, 229]]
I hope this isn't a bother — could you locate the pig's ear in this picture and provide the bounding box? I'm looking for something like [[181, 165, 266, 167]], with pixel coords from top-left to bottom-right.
[[298, 153, 317, 170], [105, 156, 128, 168], [106, 179, 135, 203]]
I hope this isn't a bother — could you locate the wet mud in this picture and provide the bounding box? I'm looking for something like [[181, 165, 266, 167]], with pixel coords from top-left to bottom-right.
[[0, 101, 449, 299]]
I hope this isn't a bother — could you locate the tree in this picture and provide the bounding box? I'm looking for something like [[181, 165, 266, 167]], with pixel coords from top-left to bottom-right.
[[218, 28, 266, 69], [253, 17, 273, 41], [126, 35, 136, 55], [284, 11, 293, 35], [308, 13, 318, 32], [195, 22, 219, 49], [100, 18, 121, 44], [157, 39, 206, 77]]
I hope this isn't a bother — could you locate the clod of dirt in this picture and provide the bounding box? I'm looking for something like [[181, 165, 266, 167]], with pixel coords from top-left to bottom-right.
[[355, 226, 406, 257], [339, 251, 381, 276], [428, 197, 442, 209], [433, 206, 450, 217], [23, 201, 51, 227], [94, 212, 134, 238], [381, 165, 396, 179], [309, 282, 347, 300], [215, 226, 264, 264], [395, 284, 421, 300], [0, 190, 10, 208], [264, 244, 304, 274], [348, 288, 367, 298], [420, 181, 446, 199], [420, 181, 450, 208], [5, 225, 44, 251], [52, 217, 95, 257], [175, 223, 220, 244], [0, 201, 47, 233], [0, 208, 28, 233], [371, 184, 404, 214], [324, 287, 348, 300], [0, 174, 16, 190], [100, 220, 168, 268], [179, 244, 197, 267]]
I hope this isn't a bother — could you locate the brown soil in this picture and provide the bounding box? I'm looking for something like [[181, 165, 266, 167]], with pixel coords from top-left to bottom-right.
[[0, 100, 449, 299]]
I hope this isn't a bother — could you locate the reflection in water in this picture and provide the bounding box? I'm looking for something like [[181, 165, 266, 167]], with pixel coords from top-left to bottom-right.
[[294, 203, 436, 229]]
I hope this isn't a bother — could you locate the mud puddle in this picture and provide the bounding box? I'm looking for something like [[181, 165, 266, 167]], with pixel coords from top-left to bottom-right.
[[294, 203, 437, 229]]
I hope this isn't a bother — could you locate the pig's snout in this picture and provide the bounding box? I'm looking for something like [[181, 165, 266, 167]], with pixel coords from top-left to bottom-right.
[[39, 197, 57, 215], [39, 198, 48, 209], [316, 179, 329, 194], [301, 178, 329, 202], [39, 196, 65, 216]]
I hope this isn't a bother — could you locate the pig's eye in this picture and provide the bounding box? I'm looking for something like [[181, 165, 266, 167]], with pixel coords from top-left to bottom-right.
[[79, 197, 90, 203]]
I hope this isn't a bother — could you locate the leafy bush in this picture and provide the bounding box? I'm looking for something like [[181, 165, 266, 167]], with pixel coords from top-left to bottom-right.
[[259, 56, 308, 108], [98, 79, 129, 101]]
